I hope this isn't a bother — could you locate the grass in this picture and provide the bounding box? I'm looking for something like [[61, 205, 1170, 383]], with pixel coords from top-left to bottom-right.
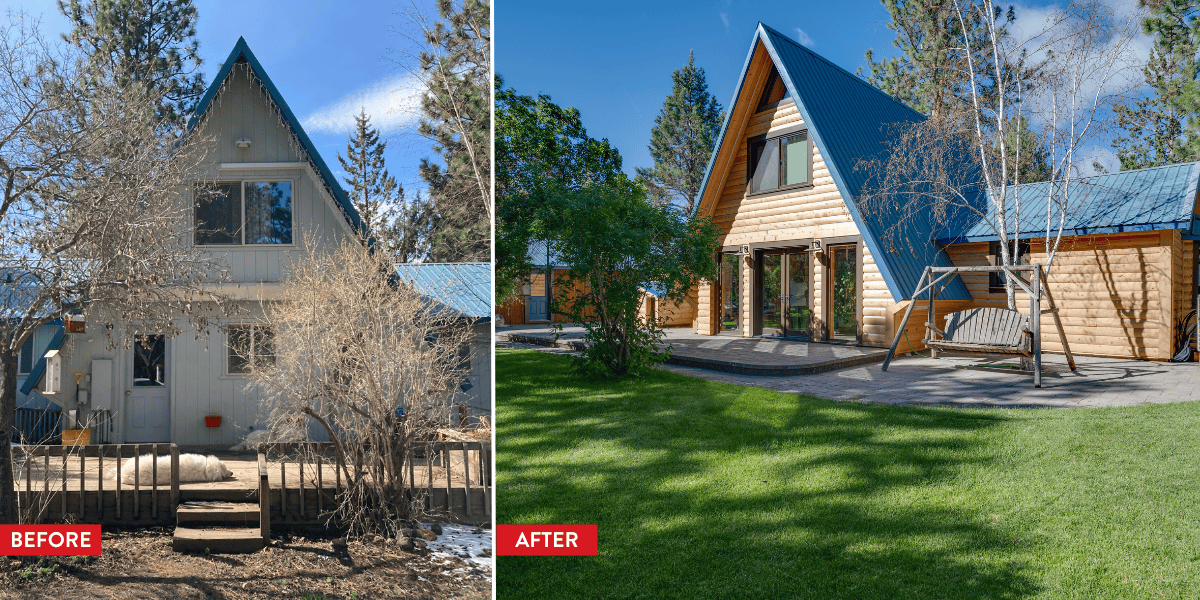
[[496, 349, 1200, 599]]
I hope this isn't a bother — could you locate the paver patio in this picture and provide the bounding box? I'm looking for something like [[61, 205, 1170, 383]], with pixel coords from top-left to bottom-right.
[[497, 325, 1200, 408]]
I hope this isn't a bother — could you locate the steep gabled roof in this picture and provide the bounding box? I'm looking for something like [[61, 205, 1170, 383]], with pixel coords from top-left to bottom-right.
[[939, 162, 1200, 243], [696, 24, 970, 301], [190, 38, 364, 235]]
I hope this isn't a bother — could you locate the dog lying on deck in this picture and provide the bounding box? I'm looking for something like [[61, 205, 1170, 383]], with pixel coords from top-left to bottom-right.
[[106, 453, 233, 484]]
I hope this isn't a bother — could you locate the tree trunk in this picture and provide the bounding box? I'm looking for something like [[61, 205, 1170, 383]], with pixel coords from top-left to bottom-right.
[[0, 349, 18, 523]]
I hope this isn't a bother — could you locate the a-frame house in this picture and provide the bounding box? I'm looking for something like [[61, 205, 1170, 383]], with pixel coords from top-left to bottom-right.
[[690, 24, 1200, 361]]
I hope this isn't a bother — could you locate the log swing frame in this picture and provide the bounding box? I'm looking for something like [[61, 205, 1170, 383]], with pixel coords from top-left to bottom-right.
[[881, 264, 1076, 388]]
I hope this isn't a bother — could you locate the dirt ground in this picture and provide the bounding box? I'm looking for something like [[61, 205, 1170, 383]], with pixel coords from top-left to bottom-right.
[[0, 527, 491, 599]]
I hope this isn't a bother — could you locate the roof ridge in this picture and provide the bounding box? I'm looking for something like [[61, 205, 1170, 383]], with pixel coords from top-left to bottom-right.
[[758, 23, 927, 122]]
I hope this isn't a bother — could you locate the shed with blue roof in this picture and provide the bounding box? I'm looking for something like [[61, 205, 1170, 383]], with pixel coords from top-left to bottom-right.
[[687, 24, 1200, 361]]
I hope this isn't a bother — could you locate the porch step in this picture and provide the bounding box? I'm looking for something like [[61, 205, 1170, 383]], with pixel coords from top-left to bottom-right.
[[172, 526, 264, 553], [176, 502, 260, 526]]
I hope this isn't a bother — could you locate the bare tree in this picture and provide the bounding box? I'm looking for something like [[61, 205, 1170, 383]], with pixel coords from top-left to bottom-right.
[[860, 0, 1143, 308], [0, 14, 226, 523], [246, 241, 474, 537]]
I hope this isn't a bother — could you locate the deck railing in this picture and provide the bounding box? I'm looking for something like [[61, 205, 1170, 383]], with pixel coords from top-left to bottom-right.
[[256, 439, 492, 540], [13, 443, 179, 525]]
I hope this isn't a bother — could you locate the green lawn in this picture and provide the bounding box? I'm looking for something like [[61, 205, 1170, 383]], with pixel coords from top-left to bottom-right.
[[496, 349, 1200, 599]]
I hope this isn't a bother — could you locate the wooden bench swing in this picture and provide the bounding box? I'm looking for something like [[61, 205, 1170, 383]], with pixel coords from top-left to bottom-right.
[[881, 264, 1076, 387]]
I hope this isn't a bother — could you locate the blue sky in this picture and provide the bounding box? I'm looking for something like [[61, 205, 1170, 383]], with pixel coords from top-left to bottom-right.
[[11, 0, 436, 199], [496, 0, 1147, 178]]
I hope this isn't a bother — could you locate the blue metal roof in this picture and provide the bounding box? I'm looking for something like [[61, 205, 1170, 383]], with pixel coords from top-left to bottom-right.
[[18, 321, 65, 396], [939, 162, 1200, 243], [696, 24, 971, 301], [190, 38, 364, 235], [393, 263, 491, 319]]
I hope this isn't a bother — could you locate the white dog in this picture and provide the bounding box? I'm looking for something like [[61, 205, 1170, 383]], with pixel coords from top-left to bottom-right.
[[108, 453, 233, 484]]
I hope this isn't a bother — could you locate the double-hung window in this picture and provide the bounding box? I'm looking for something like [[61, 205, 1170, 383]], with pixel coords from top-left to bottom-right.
[[227, 324, 276, 375], [195, 181, 294, 245], [748, 128, 811, 195]]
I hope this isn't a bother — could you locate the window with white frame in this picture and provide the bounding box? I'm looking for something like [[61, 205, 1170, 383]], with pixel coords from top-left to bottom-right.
[[195, 181, 293, 245], [227, 324, 275, 374]]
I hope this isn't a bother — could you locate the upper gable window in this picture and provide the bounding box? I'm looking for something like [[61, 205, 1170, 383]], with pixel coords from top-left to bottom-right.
[[756, 69, 791, 112], [748, 128, 811, 195], [195, 181, 293, 245]]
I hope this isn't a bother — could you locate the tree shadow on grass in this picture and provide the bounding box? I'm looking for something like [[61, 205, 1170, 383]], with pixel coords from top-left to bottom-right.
[[497, 349, 1040, 599]]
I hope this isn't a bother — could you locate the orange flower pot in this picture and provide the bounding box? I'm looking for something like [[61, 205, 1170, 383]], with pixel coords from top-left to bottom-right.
[[205, 416, 222, 428]]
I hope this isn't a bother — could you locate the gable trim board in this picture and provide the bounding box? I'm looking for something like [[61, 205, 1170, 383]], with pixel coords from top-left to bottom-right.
[[694, 23, 970, 303], [191, 38, 364, 238]]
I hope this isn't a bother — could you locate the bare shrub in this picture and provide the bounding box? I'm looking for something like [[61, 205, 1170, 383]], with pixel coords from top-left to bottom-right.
[[246, 241, 473, 537]]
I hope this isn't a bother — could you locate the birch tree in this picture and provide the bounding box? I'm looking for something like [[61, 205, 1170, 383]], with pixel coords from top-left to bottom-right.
[[860, 0, 1142, 309]]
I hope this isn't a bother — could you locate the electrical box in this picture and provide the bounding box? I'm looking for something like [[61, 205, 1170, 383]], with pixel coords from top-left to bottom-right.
[[43, 349, 62, 395]]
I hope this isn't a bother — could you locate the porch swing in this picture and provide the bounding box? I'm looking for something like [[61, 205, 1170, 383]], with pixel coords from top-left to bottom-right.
[[880, 264, 1077, 388]]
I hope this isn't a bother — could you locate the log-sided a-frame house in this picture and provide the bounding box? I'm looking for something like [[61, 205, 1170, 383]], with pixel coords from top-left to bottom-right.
[[688, 23, 1200, 361]]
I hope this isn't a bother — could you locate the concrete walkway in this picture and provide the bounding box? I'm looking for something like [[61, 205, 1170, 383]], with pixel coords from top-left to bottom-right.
[[497, 327, 1200, 408]]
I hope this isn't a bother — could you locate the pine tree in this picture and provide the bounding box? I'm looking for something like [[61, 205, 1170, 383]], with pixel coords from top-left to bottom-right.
[[1113, 0, 1200, 170], [860, 0, 1012, 119], [59, 0, 206, 124], [393, 190, 436, 263], [338, 111, 400, 246], [635, 51, 724, 215], [418, 0, 490, 263]]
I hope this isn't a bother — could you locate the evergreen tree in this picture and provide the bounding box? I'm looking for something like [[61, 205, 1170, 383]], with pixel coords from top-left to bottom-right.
[[338, 111, 400, 245], [418, 0, 490, 263], [860, 0, 1013, 119], [1113, 0, 1200, 170], [635, 51, 724, 215], [59, 0, 205, 124], [392, 190, 436, 263]]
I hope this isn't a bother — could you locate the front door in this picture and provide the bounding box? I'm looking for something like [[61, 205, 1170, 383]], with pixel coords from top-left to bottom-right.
[[127, 335, 170, 443], [527, 271, 550, 322]]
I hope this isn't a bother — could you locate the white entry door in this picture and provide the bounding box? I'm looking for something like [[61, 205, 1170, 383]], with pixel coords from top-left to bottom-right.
[[126, 335, 170, 442]]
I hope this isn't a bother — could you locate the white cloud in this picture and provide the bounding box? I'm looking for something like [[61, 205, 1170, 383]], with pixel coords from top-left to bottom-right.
[[794, 27, 815, 47], [1074, 146, 1120, 176], [301, 72, 425, 135], [720, 12, 729, 33]]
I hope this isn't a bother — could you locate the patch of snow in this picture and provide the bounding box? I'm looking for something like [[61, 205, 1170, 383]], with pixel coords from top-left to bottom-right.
[[422, 522, 492, 575]]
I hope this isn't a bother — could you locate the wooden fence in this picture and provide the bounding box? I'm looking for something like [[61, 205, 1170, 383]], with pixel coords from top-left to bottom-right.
[[256, 440, 492, 529], [11, 441, 492, 528], [14, 443, 179, 526]]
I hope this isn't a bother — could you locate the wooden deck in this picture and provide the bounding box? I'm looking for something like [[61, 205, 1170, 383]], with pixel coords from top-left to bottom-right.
[[11, 442, 492, 528]]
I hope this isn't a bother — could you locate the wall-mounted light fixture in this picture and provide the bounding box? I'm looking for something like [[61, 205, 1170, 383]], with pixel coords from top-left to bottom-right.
[[810, 239, 822, 252], [235, 137, 252, 149]]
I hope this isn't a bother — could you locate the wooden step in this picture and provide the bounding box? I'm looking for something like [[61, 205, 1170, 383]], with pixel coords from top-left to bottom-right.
[[180, 488, 259, 502], [172, 526, 265, 553], [176, 502, 259, 526]]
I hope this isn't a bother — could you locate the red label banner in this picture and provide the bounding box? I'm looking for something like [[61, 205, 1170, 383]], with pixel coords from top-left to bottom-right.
[[496, 524, 598, 556], [0, 525, 102, 556]]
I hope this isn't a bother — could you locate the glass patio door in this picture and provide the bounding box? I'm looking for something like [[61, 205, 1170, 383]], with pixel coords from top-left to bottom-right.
[[784, 252, 811, 337], [760, 250, 811, 338], [830, 245, 858, 340], [719, 254, 740, 331]]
